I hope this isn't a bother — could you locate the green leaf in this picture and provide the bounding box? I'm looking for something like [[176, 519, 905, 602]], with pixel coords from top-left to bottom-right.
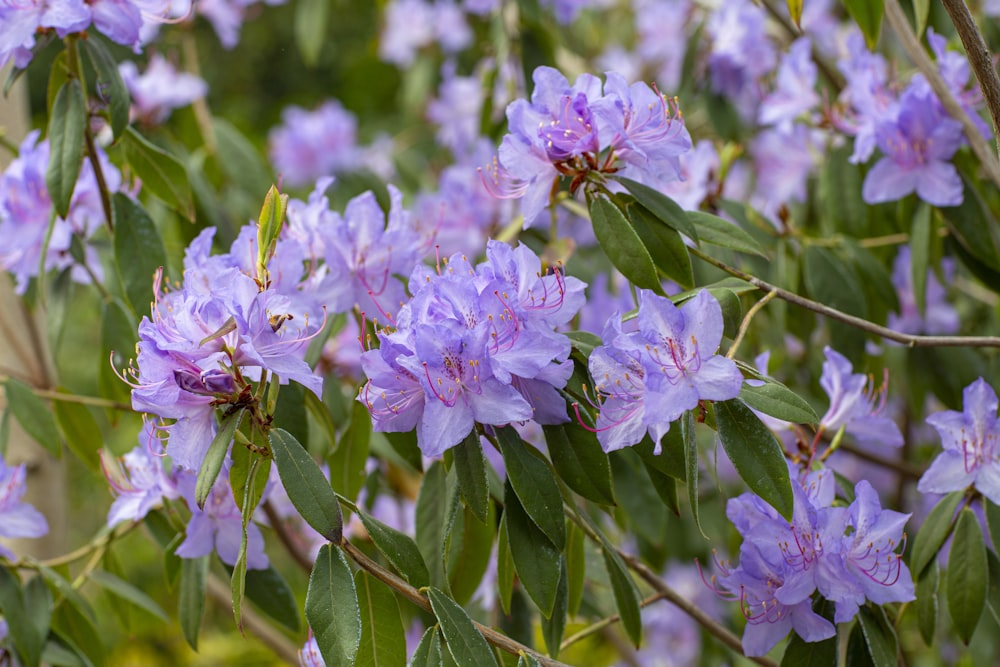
[[112, 194, 166, 317], [987, 500, 1000, 552], [495, 426, 565, 550], [504, 481, 561, 618], [857, 605, 899, 665], [915, 563, 939, 646], [781, 629, 836, 666], [122, 127, 194, 221], [86, 570, 167, 622], [542, 423, 615, 506], [541, 558, 568, 658], [497, 513, 514, 616], [427, 587, 499, 667], [910, 203, 932, 317], [589, 194, 664, 295], [178, 556, 209, 650], [354, 571, 406, 667], [628, 202, 694, 288], [307, 545, 362, 667], [452, 431, 490, 523], [912, 0, 930, 35], [615, 177, 698, 242], [910, 491, 964, 579], [35, 564, 95, 624], [803, 245, 868, 318], [611, 451, 668, 543], [843, 0, 884, 49], [640, 461, 681, 516], [81, 39, 129, 140], [359, 508, 430, 588], [46, 79, 86, 219], [446, 504, 495, 605], [408, 627, 443, 667], [52, 397, 101, 471], [212, 118, 273, 197], [947, 508, 987, 644], [242, 566, 301, 633], [738, 378, 819, 425], [601, 543, 642, 647], [566, 522, 586, 618], [195, 409, 242, 510], [41, 636, 94, 667], [416, 461, 456, 591], [715, 398, 793, 520], [50, 601, 103, 666], [100, 298, 136, 407], [5, 377, 62, 457], [271, 427, 343, 542], [687, 210, 766, 257], [939, 176, 1000, 271], [682, 411, 701, 534], [330, 399, 371, 504], [294, 0, 331, 66], [786, 0, 803, 26]]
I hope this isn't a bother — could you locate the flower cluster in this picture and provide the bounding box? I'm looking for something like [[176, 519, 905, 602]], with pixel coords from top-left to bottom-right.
[[119, 54, 208, 126], [709, 466, 914, 656], [358, 240, 585, 457], [268, 102, 360, 188], [0, 130, 126, 293], [0, 458, 49, 560], [481, 66, 692, 227], [585, 289, 743, 453]]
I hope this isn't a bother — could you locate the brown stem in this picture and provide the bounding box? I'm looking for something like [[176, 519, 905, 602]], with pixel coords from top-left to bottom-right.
[[261, 499, 314, 573], [758, 0, 845, 91], [688, 245, 1000, 348], [205, 574, 300, 664], [838, 441, 925, 481], [560, 591, 670, 651], [83, 121, 114, 233], [940, 0, 1000, 156], [883, 0, 1000, 189], [340, 540, 574, 667]]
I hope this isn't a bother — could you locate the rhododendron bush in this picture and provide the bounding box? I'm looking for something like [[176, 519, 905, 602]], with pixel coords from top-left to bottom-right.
[[4, 0, 1000, 665]]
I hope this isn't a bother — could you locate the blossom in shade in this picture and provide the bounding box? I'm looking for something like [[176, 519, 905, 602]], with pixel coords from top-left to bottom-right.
[[299, 633, 325, 666], [174, 469, 269, 569], [427, 63, 485, 158], [861, 83, 964, 207], [378, 0, 471, 66], [888, 245, 959, 336], [119, 54, 208, 125], [104, 432, 180, 527], [758, 37, 819, 130], [918, 378, 1000, 504], [705, 0, 775, 112], [269, 101, 359, 188], [587, 290, 743, 453], [818, 347, 903, 448], [835, 31, 896, 165], [193, 0, 287, 49], [0, 458, 49, 560]]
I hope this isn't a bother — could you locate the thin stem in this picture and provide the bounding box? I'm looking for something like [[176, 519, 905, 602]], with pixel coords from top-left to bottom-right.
[[688, 245, 1000, 348], [757, 0, 845, 91], [560, 591, 670, 652], [727, 291, 777, 359], [15, 522, 137, 570], [180, 30, 217, 155], [205, 574, 300, 664], [838, 441, 926, 480], [883, 0, 1000, 189], [340, 540, 574, 667], [261, 499, 315, 573], [940, 0, 1000, 156], [32, 388, 132, 411], [83, 128, 114, 232]]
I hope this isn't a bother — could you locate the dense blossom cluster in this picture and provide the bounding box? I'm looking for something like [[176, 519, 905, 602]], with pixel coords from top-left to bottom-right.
[[359, 240, 585, 457], [709, 467, 914, 656], [586, 289, 743, 453], [0, 130, 127, 293]]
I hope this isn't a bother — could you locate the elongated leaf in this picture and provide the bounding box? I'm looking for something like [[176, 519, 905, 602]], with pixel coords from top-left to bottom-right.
[[682, 411, 702, 534], [355, 571, 406, 667], [542, 424, 615, 506], [51, 602, 103, 667], [112, 194, 166, 316], [81, 39, 129, 139], [452, 431, 489, 523], [566, 522, 586, 617], [446, 504, 495, 605], [843, 0, 884, 49], [359, 509, 430, 588], [497, 514, 514, 616], [916, 563, 939, 646], [271, 427, 343, 542], [212, 118, 273, 196], [687, 210, 766, 257], [242, 566, 300, 632], [5, 377, 61, 457], [601, 544, 642, 647], [294, 0, 331, 66], [307, 545, 362, 667], [427, 587, 499, 667], [122, 127, 194, 220], [53, 397, 101, 471], [496, 426, 565, 550], [179, 556, 209, 649], [416, 461, 455, 590], [504, 481, 561, 618], [629, 202, 694, 288], [611, 451, 668, 544], [910, 203, 932, 317], [541, 558, 568, 658], [195, 409, 242, 509], [41, 636, 94, 667], [35, 564, 95, 623], [88, 570, 167, 622], [589, 194, 664, 294], [331, 399, 371, 504], [947, 508, 987, 644], [857, 605, 898, 665], [910, 491, 964, 579], [786, 0, 803, 26], [715, 399, 793, 520], [408, 627, 443, 667], [739, 379, 819, 425], [616, 177, 698, 241], [46, 79, 86, 218], [0, 567, 41, 667], [781, 630, 835, 666]]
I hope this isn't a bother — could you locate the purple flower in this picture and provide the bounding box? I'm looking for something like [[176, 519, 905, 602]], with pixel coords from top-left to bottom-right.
[[706, 0, 776, 113], [631, 0, 692, 92], [174, 469, 269, 569], [0, 458, 49, 560], [919, 378, 1000, 504], [299, 633, 325, 667], [758, 37, 819, 130], [818, 347, 903, 448], [378, 0, 471, 66], [588, 290, 743, 453], [862, 83, 964, 207], [660, 139, 720, 211], [0, 0, 91, 68], [427, 63, 485, 158], [119, 54, 208, 125], [269, 101, 359, 188], [888, 245, 959, 335], [835, 31, 896, 165], [104, 432, 180, 527]]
